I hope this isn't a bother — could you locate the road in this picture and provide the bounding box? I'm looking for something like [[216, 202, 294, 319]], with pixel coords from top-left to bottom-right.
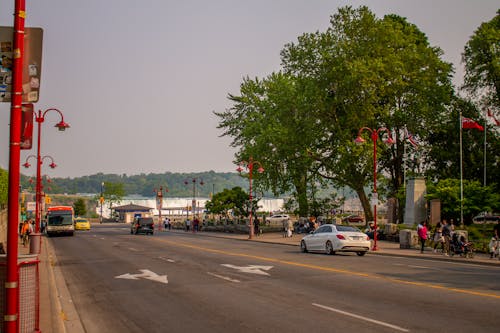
[[49, 224, 500, 333]]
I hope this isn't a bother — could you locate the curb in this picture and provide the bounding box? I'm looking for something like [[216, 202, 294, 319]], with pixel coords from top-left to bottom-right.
[[176, 230, 500, 268], [43, 238, 86, 333]]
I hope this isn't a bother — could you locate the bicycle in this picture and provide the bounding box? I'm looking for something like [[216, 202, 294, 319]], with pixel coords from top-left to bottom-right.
[[21, 232, 30, 247]]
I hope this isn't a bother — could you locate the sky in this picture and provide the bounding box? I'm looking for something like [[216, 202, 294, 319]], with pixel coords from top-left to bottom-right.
[[0, 0, 498, 178]]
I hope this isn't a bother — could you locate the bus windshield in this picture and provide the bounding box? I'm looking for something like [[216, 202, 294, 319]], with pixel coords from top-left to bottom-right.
[[48, 212, 73, 226]]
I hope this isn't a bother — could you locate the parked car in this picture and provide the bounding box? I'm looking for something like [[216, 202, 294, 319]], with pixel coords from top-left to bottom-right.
[[300, 224, 370, 256], [266, 214, 289, 224], [130, 217, 154, 235], [473, 213, 500, 223], [342, 215, 364, 223], [74, 217, 91, 231]]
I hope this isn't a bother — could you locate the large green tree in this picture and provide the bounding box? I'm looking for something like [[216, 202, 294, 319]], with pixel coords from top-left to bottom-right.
[[205, 187, 250, 219], [217, 72, 323, 217], [462, 9, 500, 109], [280, 6, 454, 221], [102, 181, 125, 211]]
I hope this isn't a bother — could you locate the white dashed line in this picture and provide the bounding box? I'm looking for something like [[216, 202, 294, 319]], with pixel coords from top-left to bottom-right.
[[207, 272, 240, 283], [312, 303, 409, 332]]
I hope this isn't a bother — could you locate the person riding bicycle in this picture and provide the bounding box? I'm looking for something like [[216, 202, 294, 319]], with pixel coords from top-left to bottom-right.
[[21, 220, 32, 246]]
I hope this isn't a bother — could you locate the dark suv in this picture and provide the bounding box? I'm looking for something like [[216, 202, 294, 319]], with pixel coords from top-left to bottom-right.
[[130, 217, 154, 235]]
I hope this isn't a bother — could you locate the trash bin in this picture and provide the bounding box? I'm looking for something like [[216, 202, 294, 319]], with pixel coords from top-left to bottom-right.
[[0, 254, 40, 333], [29, 233, 42, 254]]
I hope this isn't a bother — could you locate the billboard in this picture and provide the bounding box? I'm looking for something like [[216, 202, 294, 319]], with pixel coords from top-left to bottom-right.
[[0, 26, 43, 103]]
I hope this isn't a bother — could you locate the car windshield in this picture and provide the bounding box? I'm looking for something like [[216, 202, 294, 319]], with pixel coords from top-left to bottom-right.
[[336, 225, 361, 232]]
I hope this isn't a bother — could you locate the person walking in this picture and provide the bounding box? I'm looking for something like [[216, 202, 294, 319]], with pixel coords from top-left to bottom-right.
[[442, 219, 451, 256], [254, 217, 260, 236], [433, 221, 444, 253], [417, 220, 428, 253], [287, 218, 293, 238], [489, 220, 500, 258]]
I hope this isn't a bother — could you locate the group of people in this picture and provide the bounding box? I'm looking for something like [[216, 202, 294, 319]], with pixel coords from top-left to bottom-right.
[[18, 219, 34, 246], [184, 217, 202, 232], [163, 217, 172, 230]]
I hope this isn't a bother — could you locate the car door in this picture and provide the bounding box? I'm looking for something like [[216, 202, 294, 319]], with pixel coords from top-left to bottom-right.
[[309, 225, 328, 251]]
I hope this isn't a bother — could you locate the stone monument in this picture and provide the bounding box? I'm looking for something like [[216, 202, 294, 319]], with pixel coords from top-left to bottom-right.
[[404, 177, 427, 226]]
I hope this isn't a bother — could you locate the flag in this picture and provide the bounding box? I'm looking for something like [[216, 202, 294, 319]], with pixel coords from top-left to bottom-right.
[[462, 117, 484, 131], [406, 131, 419, 149], [487, 109, 500, 126]]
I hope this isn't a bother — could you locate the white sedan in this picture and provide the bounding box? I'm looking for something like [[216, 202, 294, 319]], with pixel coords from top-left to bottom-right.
[[300, 224, 370, 256]]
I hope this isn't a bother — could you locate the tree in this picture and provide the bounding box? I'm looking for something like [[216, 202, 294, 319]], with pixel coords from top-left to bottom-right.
[[103, 182, 125, 211], [217, 73, 323, 217], [73, 198, 87, 217], [280, 6, 454, 222], [205, 187, 249, 220], [426, 179, 500, 225], [462, 10, 500, 109]]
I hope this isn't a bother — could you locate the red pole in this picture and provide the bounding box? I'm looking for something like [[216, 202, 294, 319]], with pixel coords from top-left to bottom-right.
[[371, 131, 378, 251], [35, 111, 42, 233], [5, 1, 26, 332], [248, 159, 254, 239]]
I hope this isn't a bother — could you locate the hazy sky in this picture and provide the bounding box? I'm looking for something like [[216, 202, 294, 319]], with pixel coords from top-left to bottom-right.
[[0, 0, 498, 178]]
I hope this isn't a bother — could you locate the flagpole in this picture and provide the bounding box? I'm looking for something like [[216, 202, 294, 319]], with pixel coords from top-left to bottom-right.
[[459, 111, 463, 225], [484, 111, 487, 187]]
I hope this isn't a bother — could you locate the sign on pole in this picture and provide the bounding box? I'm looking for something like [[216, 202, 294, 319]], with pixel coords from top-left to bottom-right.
[[0, 26, 43, 103]]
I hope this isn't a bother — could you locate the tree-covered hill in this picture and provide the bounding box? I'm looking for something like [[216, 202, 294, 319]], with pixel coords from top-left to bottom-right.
[[19, 171, 255, 198]]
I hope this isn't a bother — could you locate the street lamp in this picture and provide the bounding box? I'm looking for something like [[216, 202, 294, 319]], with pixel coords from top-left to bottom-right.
[[154, 186, 168, 231], [100, 182, 104, 224], [23, 154, 56, 233], [237, 157, 264, 239], [184, 178, 204, 221], [355, 127, 394, 251], [31, 108, 69, 234]]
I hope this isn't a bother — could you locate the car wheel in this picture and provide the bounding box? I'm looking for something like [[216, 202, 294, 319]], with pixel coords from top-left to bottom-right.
[[300, 240, 308, 253], [356, 251, 366, 256], [325, 241, 335, 255]]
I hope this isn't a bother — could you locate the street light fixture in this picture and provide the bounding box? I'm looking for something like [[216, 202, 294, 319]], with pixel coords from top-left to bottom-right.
[[23, 155, 57, 231], [355, 127, 394, 251], [32, 108, 69, 235], [154, 186, 168, 231], [237, 157, 264, 239], [184, 178, 204, 221]]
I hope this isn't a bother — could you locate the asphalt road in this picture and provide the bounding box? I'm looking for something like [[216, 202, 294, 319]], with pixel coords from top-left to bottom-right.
[[50, 224, 500, 333]]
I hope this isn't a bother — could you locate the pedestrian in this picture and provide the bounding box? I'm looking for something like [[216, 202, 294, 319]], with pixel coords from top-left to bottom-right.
[[185, 218, 191, 232], [254, 217, 260, 236], [432, 221, 444, 253], [193, 217, 199, 232], [164, 217, 168, 230], [442, 219, 451, 256], [489, 220, 500, 258], [287, 218, 293, 238], [417, 220, 428, 253]]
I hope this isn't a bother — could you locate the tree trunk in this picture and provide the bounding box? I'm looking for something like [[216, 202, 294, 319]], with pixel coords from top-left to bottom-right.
[[354, 186, 372, 225]]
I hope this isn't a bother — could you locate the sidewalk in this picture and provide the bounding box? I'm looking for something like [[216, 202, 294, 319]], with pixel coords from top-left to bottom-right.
[[169, 229, 500, 267]]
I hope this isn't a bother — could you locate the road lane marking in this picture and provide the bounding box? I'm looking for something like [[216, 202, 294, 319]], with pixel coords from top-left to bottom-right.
[[408, 265, 430, 269], [128, 247, 139, 252], [158, 257, 175, 263], [221, 264, 273, 276], [207, 272, 240, 283], [115, 269, 168, 284], [151, 238, 500, 300], [312, 303, 409, 332]]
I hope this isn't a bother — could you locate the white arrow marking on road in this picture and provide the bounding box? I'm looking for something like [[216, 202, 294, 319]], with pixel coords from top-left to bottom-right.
[[115, 269, 168, 284], [221, 264, 273, 276]]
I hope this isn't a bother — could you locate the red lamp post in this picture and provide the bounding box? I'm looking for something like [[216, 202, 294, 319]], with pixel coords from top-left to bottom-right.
[[5, 2, 27, 331], [237, 157, 264, 240], [355, 127, 394, 251], [154, 186, 168, 231], [23, 155, 57, 234], [184, 178, 204, 222], [33, 108, 69, 233]]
